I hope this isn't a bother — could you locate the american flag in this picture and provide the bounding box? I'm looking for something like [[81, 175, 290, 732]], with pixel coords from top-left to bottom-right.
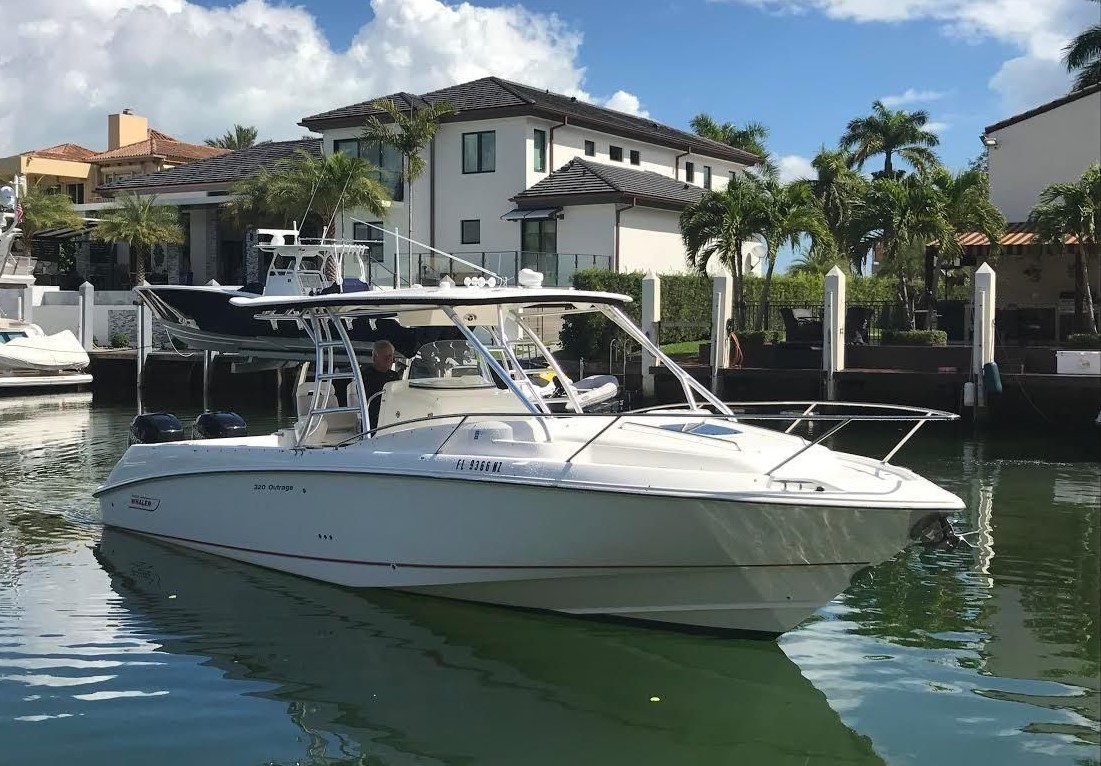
[[13, 201, 22, 224]]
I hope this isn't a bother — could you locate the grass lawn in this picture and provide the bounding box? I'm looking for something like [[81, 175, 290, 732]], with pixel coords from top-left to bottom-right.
[[659, 340, 706, 359]]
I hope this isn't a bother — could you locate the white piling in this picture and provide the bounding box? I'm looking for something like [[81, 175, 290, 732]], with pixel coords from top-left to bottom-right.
[[203, 350, 214, 412], [641, 269, 661, 399], [78, 281, 95, 350], [823, 265, 847, 401], [19, 284, 33, 324], [972, 263, 997, 408], [710, 271, 733, 395], [136, 285, 153, 393]]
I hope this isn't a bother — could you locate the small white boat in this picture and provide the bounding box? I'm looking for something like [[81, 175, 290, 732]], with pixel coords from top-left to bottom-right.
[[0, 206, 92, 391], [97, 271, 965, 637]]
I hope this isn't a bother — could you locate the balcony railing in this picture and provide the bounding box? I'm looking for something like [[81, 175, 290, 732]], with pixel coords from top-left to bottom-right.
[[373, 251, 613, 288]]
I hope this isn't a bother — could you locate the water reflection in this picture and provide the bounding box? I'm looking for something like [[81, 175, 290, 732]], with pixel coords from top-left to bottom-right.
[[786, 438, 1100, 764], [94, 529, 881, 766]]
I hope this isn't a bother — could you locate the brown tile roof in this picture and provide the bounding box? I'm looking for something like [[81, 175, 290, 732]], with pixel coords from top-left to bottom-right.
[[984, 83, 1101, 134], [957, 221, 1081, 247], [29, 143, 98, 161], [88, 130, 228, 163], [301, 76, 759, 166]]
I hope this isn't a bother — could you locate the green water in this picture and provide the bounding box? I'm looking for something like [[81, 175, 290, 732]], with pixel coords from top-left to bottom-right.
[[0, 394, 1097, 765]]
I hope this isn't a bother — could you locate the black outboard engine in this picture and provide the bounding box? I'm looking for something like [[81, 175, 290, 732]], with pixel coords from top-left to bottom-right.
[[129, 413, 185, 445], [193, 411, 248, 439]]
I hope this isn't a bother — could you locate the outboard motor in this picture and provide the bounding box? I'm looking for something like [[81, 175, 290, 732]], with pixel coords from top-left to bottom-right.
[[130, 413, 184, 445], [194, 411, 248, 439]]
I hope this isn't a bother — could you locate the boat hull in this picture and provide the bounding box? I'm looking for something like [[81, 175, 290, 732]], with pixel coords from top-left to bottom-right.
[[98, 466, 945, 635]]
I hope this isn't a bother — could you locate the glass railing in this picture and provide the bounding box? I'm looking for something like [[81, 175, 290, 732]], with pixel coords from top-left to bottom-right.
[[377, 251, 613, 288]]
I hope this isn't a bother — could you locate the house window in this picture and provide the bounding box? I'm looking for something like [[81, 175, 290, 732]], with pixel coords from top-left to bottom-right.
[[609, 145, 623, 162], [462, 131, 496, 173], [461, 219, 481, 245], [66, 183, 84, 205], [521, 218, 557, 253], [703, 166, 712, 190], [629, 150, 640, 166], [584, 140, 595, 157], [352, 222, 385, 263], [685, 162, 695, 183], [334, 139, 403, 201], [533, 129, 546, 172]]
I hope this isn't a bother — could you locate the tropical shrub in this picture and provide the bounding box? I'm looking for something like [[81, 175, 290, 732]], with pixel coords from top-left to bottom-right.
[[881, 329, 947, 345]]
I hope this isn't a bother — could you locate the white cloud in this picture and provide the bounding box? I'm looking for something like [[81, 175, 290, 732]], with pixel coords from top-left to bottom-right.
[[601, 90, 650, 117], [880, 88, 946, 107], [0, 0, 648, 156], [924, 120, 950, 134], [723, 0, 1093, 111], [778, 154, 815, 183]]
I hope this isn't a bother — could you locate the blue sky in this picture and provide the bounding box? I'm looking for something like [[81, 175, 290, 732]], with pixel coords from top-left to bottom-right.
[[174, 0, 1089, 176]]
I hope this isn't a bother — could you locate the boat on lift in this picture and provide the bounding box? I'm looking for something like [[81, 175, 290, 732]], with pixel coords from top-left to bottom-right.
[[0, 191, 92, 393], [96, 271, 964, 636]]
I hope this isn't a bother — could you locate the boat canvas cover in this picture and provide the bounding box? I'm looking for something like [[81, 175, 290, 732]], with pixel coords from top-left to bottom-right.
[[0, 330, 90, 371]]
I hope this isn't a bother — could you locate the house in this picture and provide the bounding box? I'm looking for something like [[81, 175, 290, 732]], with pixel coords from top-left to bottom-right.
[[0, 111, 228, 289], [0, 110, 226, 206], [957, 84, 1101, 339], [298, 77, 762, 284], [99, 138, 322, 287]]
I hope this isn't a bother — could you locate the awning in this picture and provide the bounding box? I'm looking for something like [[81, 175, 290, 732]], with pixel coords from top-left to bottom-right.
[[35, 220, 99, 240], [500, 207, 561, 221]]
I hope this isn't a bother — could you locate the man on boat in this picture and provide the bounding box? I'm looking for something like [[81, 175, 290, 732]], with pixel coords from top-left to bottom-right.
[[363, 340, 399, 430]]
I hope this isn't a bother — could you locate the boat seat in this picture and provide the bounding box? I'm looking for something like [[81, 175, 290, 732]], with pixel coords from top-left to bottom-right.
[[295, 380, 361, 444]]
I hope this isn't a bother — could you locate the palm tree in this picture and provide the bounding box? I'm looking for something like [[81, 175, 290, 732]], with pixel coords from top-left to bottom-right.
[[12, 181, 83, 255], [680, 174, 769, 330], [361, 98, 456, 282], [801, 147, 870, 273], [226, 149, 390, 239], [789, 247, 849, 276], [204, 124, 259, 150], [690, 114, 779, 180], [1063, 0, 1101, 91], [840, 101, 941, 178], [1029, 164, 1100, 333], [856, 175, 951, 328], [756, 181, 827, 324], [92, 194, 184, 286]]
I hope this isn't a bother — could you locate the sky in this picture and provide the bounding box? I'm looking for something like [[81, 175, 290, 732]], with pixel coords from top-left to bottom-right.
[[2, 0, 1094, 183]]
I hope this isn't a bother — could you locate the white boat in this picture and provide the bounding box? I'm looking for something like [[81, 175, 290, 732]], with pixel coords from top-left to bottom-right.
[[0, 201, 92, 392], [96, 273, 964, 636]]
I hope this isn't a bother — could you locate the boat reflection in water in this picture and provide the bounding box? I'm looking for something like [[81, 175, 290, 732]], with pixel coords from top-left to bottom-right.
[[95, 529, 882, 765]]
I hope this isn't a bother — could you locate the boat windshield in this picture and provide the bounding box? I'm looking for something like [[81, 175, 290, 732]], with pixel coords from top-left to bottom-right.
[[0, 331, 28, 344], [408, 340, 496, 389]]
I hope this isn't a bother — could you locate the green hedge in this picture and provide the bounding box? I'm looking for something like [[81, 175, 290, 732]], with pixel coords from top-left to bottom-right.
[[1065, 333, 1101, 349], [560, 269, 896, 359], [881, 329, 948, 346], [735, 329, 784, 345]]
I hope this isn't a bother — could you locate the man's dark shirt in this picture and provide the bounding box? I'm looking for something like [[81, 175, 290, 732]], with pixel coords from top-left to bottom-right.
[[363, 366, 400, 430]]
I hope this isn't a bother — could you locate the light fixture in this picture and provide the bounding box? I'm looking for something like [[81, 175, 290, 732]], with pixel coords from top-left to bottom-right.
[[980, 134, 998, 148]]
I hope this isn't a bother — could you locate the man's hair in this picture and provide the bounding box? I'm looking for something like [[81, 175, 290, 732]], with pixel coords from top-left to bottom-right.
[[373, 340, 394, 355]]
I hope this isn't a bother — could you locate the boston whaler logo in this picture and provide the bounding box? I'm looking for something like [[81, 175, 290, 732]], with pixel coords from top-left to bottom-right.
[[129, 494, 161, 512]]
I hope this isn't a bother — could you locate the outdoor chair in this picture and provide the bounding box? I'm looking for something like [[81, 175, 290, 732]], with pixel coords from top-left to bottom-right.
[[846, 306, 870, 345], [780, 307, 823, 344]]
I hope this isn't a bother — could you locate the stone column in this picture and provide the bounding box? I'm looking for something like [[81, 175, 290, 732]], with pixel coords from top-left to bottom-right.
[[640, 269, 661, 399], [244, 226, 260, 285], [823, 265, 847, 401], [78, 281, 95, 350], [205, 207, 219, 284], [710, 271, 733, 395], [163, 243, 182, 284], [972, 263, 996, 408]]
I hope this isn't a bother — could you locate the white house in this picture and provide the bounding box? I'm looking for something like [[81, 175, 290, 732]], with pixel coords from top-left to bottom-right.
[[299, 77, 762, 284], [983, 83, 1100, 223]]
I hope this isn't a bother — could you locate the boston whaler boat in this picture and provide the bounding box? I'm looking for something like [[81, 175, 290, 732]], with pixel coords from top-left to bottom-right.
[[96, 264, 964, 636]]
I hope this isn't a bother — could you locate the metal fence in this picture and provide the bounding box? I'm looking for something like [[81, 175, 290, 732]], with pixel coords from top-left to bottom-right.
[[375, 251, 613, 288]]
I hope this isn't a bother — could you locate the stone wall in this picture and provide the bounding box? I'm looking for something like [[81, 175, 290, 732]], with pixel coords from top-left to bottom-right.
[[205, 207, 219, 283], [244, 226, 260, 285], [107, 308, 170, 349]]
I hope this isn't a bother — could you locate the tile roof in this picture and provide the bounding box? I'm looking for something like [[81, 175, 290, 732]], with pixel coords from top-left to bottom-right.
[[985, 83, 1101, 133], [512, 157, 704, 209], [300, 76, 758, 165], [88, 129, 228, 163], [29, 143, 98, 161], [99, 138, 322, 193]]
